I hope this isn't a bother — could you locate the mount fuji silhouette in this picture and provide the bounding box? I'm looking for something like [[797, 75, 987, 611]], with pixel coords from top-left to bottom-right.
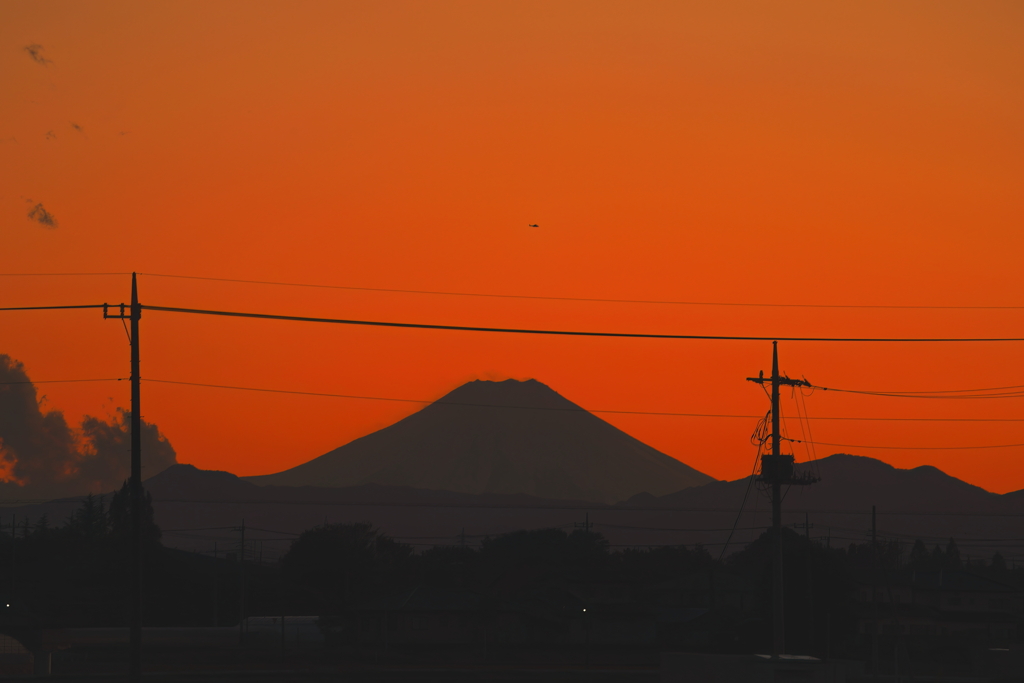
[[246, 379, 714, 503]]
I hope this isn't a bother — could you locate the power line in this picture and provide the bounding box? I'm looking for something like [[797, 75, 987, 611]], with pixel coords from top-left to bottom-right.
[[137, 273, 1024, 311], [783, 437, 1024, 451], [140, 304, 1024, 342], [0, 273, 129, 277], [0, 378, 126, 386], [0, 304, 107, 312], [814, 384, 1024, 399], [819, 383, 1024, 395], [144, 378, 1024, 422]]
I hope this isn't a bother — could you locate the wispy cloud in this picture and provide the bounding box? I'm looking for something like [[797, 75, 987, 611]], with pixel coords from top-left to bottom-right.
[[23, 44, 52, 66], [27, 203, 58, 229]]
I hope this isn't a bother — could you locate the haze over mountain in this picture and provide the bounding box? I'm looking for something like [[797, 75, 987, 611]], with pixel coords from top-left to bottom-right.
[[246, 379, 714, 503]]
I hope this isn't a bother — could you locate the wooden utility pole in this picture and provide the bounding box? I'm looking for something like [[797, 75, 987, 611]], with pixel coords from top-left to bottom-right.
[[746, 342, 818, 659], [106, 275, 143, 681], [130, 272, 142, 681]]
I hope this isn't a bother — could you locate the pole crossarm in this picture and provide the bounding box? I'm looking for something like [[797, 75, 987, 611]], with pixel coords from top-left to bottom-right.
[[746, 373, 811, 388]]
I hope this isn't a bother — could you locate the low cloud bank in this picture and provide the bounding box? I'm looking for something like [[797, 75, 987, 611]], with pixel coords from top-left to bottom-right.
[[0, 355, 176, 499]]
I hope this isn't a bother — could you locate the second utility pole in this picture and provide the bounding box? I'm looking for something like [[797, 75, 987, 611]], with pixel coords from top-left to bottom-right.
[[747, 341, 817, 659]]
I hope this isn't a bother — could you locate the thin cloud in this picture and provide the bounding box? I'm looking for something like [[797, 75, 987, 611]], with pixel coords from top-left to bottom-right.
[[27, 203, 58, 229], [23, 44, 52, 66]]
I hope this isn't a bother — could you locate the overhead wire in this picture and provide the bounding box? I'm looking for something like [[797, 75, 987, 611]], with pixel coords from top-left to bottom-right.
[[139, 303, 1024, 342], [0, 304, 108, 312], [718, 409, 770, 560], [2, 270, 1021, 310], [136, 272, 1024, 310], [794, 386, 821, 481], [782, 437, 1024, 450], [0, 273, 129, 277], [812, 383, 1024, 399], [143, 378, 1024, 423], [0, 378, 126, 385]]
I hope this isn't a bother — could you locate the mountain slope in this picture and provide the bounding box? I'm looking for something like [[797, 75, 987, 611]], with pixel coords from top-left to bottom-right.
[[246, 378, 714, 503]]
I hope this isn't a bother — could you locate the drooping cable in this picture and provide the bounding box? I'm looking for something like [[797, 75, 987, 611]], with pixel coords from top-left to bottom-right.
[[140, 304, 1024, 342], [718, 409, 770, 561]]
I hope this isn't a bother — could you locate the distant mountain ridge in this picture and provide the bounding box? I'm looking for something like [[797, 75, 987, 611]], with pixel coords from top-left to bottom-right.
[[8, 454, 1023, 560], [635, 454, 1004, 514], [245, 379, 714, 503]]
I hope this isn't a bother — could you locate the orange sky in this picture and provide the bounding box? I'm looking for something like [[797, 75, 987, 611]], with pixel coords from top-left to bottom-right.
[[2, 1, 1024, 493]]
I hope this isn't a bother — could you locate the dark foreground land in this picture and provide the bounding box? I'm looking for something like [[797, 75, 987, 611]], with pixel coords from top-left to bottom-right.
[[1, 490, 1022, 681]]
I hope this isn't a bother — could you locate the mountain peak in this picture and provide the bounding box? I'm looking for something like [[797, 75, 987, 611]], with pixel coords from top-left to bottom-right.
[[438, 378, 577, 410], [248, 378, 713, 502]]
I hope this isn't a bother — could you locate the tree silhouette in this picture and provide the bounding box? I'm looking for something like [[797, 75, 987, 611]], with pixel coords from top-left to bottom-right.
[[909, 539, 930, 570], [282, 523, 412, 612], [108, 481, 161, 547]]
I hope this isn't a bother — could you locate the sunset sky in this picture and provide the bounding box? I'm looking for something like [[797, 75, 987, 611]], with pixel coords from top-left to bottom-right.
[[2, 2, 1023, 494]]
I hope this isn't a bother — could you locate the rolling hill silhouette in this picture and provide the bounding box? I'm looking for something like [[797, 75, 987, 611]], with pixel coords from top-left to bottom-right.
[[246, 379, 714, 503], [8, 454, 1023, 560]]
